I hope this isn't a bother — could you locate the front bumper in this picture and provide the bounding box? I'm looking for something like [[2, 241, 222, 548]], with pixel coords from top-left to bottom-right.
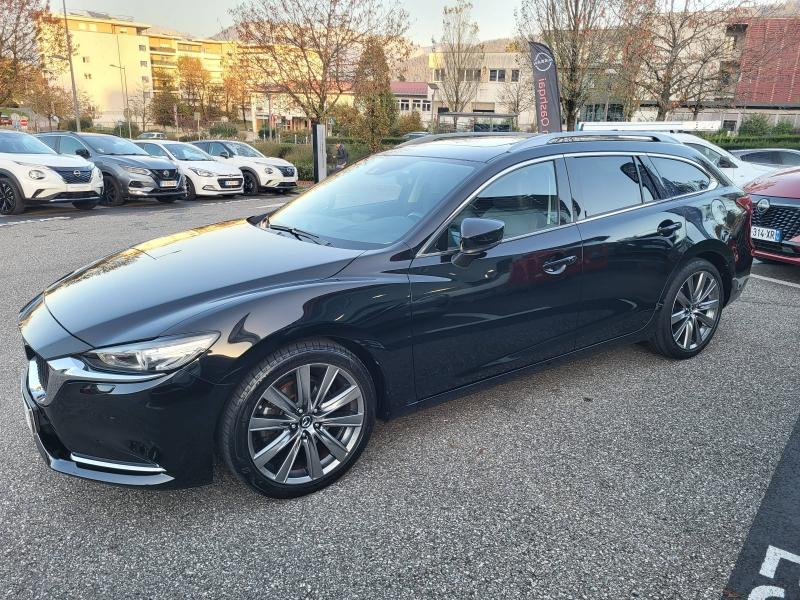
[[126, 174, 186, 199], [191, 173, 244, 195], [258, 171, 298, 190], [19, 353, 232, 489], [20, 175, 104, 204]]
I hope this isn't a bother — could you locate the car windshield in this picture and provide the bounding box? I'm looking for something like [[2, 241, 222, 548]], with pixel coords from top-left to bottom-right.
[[84, 134, 148, 156], [227, 142, 263, 158], [165, 143, 212, 161], [266, 155, 476, 248], [0, 132, 56, 155]]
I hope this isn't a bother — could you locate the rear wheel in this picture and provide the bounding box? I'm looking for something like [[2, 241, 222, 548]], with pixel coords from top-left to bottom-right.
[[243, 171, 259, 196], [0, 178, 24, 215], [72, 199, 98, 210], [102, 175, 125, 206], [650, 258, 723, 359], [219, 339, 376, 498]]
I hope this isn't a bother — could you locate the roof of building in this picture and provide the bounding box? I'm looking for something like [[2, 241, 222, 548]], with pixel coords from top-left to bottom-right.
[[390, 81, 429, 96]]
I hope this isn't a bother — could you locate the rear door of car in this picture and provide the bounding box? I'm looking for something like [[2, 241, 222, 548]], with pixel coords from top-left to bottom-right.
[[567, 153, 688, 348], [408, 157, 584, 399]]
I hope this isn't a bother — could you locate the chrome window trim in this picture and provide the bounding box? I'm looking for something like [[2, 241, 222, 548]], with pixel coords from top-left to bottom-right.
[[418, 155, 566, 257], [417, 151, 721, 258]]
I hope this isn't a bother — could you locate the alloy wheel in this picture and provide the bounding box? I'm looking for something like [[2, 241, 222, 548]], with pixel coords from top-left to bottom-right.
[[247, 363, 365, 485], [671, 270, 720, 351], [244, 173, 256, 195], [0, 181, 16, 214]]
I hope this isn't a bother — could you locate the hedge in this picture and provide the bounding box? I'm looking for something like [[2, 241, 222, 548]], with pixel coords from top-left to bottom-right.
[[699, 133, 800, 150]]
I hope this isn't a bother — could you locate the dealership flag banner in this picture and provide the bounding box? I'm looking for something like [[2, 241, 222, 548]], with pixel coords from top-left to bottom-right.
[[529, 41, 562, 133]]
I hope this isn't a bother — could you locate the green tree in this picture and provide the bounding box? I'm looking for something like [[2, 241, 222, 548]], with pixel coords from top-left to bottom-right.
[[738, 114, 771, 136], [352, 38, 397, 152], [150, 91, 178, 129]]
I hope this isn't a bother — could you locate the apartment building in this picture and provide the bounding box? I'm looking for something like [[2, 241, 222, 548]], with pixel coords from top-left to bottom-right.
[[43, 11, 234, 128]]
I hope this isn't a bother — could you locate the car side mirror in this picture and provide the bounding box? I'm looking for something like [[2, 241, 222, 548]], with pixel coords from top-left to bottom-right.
[[452, 218, 504, 268], [219, 151, 230, 159], [718, 157, 736, 169], [75, 148, 90, 159]]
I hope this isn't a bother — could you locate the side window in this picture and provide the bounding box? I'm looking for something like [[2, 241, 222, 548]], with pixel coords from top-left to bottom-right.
[[567, 155, 643, 218], [686, 142, 724, 166], [440, 160, 567, 249], [193, 142, 208, 152], [637, 158, 659, 202], [59, 136, 88, 156], [746, 151, 781, 165], [37, 135, 57, 151], [650, 157, 711, 197], [142, 143, 168, 157], [209, 142, 228, 156], [779, 151, 800, 166]]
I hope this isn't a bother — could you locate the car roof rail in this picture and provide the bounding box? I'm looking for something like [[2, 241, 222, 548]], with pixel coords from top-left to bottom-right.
[[395, 131, 535, 147], [527, 130, 680, 145]]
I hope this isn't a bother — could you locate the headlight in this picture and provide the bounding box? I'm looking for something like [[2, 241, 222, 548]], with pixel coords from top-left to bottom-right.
[[264, 167, 275, 174], [28, 169, 46, 180], [190, 168, 216, 177], [92, 167, 102, 179], [123, 166, 151, 177], [83, 333, 219, 373]]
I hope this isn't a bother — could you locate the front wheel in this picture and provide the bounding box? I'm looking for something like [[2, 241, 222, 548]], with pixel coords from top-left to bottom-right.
[[0, 178, 24, 215], [219, 339, 376, 498], [650, 258, 723, 359], [102, 175, 125, 206], [185, 178, 197, 201], [243, 172, 259, 196]]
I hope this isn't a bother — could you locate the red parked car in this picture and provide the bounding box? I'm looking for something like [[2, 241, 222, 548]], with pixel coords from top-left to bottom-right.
[[745, 168, 800, 265]]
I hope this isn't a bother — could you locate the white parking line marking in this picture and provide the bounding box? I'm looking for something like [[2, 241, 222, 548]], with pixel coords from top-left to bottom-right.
[[751, 274, 800, 290], [255, 203, 285, 209], [0, 216, 72, 227]]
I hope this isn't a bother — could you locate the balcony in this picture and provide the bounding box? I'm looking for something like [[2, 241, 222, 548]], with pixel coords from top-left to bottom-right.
[[149, 46, 176, 54]]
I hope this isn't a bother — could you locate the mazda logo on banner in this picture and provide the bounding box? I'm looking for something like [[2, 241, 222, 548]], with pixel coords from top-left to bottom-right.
[[529, 41, 562, 133]]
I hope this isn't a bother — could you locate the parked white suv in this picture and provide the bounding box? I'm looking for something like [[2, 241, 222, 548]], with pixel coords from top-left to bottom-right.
[[0, 130, 103, 215], [668, 133, 778, 187], [135, 140, 244, 200], [191, 140, 298, 196]]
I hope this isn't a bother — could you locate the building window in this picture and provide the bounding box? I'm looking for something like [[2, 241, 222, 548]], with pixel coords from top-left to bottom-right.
[[463, 68, 481, 81], [142, 75, 150, 83], [140, 60, 148, 67], [489, 69, 506, 82], [511, 69, 520, 82], [139, 44, 146, 51], [412, 99, 422, 110], [83, 73, 92, 80], [422, 100, 431, 112], [81, 56, 89, 63], [433, 68, 445, 82], [399, 98, 410, 111], [143, 91, 151, 100]]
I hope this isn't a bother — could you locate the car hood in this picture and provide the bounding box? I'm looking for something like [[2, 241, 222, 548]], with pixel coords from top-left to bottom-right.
[[181, 160, 241, 175], [99, 154, 176, 170], [43, 219, 362, 347], [233, 156, 293, 168], [745, 167, 800, 198], [5, 153, 93, 169]]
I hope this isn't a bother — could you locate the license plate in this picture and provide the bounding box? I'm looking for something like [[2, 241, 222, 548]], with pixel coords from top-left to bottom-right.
[[160, 180, 178, 188], [223, 180, 239, 187], [752, 226, 782, 242]]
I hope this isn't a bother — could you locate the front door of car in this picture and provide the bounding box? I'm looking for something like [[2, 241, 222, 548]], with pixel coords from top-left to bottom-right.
[[566, 154, 688, 348], [408, 158, 583, 400]]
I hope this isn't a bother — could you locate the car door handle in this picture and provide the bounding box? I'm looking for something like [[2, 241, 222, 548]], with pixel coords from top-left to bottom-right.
[[657, 221, 682, 236], [542, 255, 578, 275]]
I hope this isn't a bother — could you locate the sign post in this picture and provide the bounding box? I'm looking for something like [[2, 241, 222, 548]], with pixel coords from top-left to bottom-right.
[[529, 41, 562, 133], [312, 123, 327, 183]]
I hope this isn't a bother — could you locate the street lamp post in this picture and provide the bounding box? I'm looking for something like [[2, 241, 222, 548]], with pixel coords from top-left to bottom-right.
[[60, 0, 81, 132], [110, 63, 132, 138]]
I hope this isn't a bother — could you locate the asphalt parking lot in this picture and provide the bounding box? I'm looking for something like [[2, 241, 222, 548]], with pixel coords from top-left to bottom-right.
[[1, 196, 799, 599]]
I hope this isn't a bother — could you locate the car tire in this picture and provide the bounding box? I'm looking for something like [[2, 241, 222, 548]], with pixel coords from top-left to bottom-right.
[[185, 178, 197, 201], [650, 258, 723, 359], [219, 339, 376, 498], [243, 171, 259, 196], [102, 175, 125, 206], [0, 177, 25, 215], [72, 199, 98, 210]]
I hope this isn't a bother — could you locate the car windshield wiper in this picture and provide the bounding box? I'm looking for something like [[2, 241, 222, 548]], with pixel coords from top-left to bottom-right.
[[266, 221, 329, 245]]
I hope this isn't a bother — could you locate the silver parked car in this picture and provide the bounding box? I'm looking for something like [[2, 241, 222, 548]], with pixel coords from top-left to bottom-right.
[[731, 148, 800, 168]]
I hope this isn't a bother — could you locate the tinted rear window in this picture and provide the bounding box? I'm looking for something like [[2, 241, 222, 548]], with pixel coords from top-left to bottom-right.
[[650, 157, 711, 197], [566, 155, 643, 218]]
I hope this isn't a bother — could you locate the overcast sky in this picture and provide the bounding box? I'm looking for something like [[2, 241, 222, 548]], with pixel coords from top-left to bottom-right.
[[61, 0, 520, 44]]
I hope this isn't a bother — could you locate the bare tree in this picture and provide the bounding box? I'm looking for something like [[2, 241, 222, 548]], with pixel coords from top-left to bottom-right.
[[434, 1, 484, 127], [622, 0, 746, 120], [127, 84, 151, 131], [497, 56, 534, 121], [517, 0, 619, 130], [232, 0, 410, 122], [0, 0, 68, 106]]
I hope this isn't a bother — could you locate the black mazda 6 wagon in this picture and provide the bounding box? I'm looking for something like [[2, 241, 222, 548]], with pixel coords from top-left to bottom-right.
[[18, 131, 753, 498]]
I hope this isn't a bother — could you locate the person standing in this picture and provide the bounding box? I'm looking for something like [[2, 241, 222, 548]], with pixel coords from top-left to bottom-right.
[[336, 142, 348, 170]]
